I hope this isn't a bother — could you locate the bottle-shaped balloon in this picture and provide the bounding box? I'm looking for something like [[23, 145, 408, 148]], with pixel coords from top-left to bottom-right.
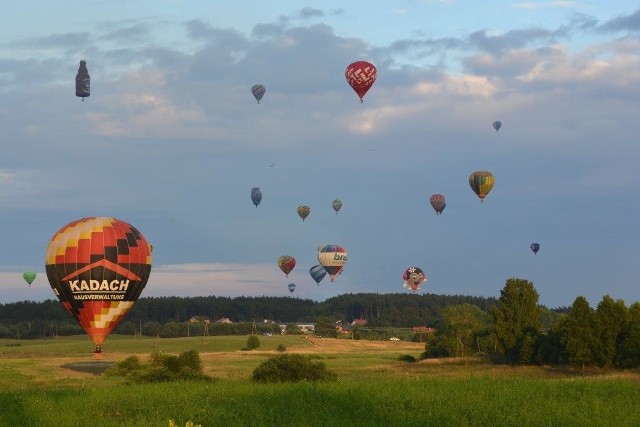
[[45, 217, 152, 349], [75, 60, 90, 101]]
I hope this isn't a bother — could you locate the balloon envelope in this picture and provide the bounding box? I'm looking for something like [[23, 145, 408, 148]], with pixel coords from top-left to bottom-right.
[[317, 244, 347, 282], [309, 265, 326, 285], [429, 194, 446, 215], [469, 171, 495, 201], [251, 84, 265, 103], [288, 283, 296, 293], [297, 205, 310, 221], [251, 187, 262, 207], [345, 61, 377, 102], [277, 255, 296, 277], [75, 60, 90, 99], [530, 243, 540, 254], [23, 272, 37, 286], [402, 266, 427, 292], [332, 199, 342, 214], [45, 217, 152, 346], [493, 121, 502, 132]]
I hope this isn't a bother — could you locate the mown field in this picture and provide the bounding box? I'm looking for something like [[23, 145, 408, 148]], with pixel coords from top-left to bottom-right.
[[1, 334, 640, 426]]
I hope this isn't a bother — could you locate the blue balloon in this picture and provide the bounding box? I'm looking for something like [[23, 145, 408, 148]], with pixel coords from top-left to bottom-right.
[[309, 265, 326, 285], [493, 121, 502, 132], [251, 187, 262, 208], [251, 84, 266, 103], [288, 283, 296, 293], [530, 243, 540, 255]]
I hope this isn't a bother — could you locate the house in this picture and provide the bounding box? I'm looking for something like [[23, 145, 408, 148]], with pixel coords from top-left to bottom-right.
[[214, 317, 232, 324], [412, 326, 435, 334], [188, 316, 210, 323], [350, 318, 368, 327]]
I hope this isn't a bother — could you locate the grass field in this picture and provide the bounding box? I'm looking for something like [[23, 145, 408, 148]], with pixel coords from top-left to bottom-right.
[[1, 334, 640, 426]]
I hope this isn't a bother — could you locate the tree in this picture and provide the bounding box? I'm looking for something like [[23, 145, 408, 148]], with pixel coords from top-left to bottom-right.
[[563, 296, 601, 369], [314, 316, 337, 338], [616, 302, 640, 368], [246, 335, 260, 350], [595, 295, 628, 367], [440, 304, 490, 357], [489, 278, 542, 364]]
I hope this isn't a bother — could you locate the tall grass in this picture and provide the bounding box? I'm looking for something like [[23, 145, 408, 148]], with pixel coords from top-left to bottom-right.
[[2, 377, 640, 426]]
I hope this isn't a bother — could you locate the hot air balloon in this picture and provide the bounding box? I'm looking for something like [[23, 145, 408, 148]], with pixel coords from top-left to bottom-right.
[[297, 205, 310, 222], [332, 199, 342, 214], [493, 121, 502, 132], [317, 245, 347, 282], [309, 265, 326, 285], [75, 60, 90, 101], [429, 194, 446, 215], [345, 61, 377, 103], [277, 255, 296, 277], [45, 217, 152, 352], [288, 283, 296, 293], [530, 243, 540, 255], [469, 171, 495, 202], [23, 272, 36, 287], [251, 187, 262, 208], [251, 84, 265, 104], [402, 267, 427, 293]]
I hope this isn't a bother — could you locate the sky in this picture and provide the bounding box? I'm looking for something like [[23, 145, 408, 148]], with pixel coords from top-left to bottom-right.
[[0, 1, 639, 309]]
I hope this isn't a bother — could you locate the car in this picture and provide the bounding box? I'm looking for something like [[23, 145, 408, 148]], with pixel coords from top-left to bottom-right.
[[389, 337, 400, 341], [262, 332, 272, 337]]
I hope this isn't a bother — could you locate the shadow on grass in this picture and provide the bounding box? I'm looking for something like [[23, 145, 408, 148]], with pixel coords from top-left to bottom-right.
[[61, 361, 115, 375]]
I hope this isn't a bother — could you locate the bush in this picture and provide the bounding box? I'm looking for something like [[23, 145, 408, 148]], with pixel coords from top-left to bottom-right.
[[398, 354, 417, 363], [246, 335, 260, 350], [252, 354, 338, 383], [276, 344, 287, 352], [104, 350, 213, 383]]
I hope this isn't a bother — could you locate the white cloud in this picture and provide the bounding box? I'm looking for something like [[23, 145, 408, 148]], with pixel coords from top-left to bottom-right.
[[513, 1, 578, 10]]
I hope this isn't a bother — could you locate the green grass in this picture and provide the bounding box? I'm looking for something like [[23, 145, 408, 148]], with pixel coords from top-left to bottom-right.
[[2, 335, 640, 426]]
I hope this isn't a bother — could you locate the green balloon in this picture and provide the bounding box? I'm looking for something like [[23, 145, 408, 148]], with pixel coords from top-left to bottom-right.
[[23, 272, 37, 286]]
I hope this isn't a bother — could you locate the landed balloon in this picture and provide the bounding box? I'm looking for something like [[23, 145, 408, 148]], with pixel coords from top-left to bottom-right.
[[317, 244, 347, 282], [493, 121, 502, 132], [277, 255, 296, 277], [429, 194, 446, 215], [345, 61, 377, 103], [288, 283, 296, 293], [403, 267, 427, 293], [332, 199, 342, 214], [75, 60, 90, 100], [469, 171, 495, 202], [251, 84, 265, 104], [23, 272, 37, 286], [309, 265, 326, 285], [45, 217, 152, 348], [297, 205, 310, 222], [251, 187, 262, 208], [530, 243, 540, 255]]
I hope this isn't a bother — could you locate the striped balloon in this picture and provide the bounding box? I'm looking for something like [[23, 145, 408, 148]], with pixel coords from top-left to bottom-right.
[[309, 265, 326, 285], [469, 171, 495, 202], [251, 84, 266, 103], [317, 244, 347, 282]]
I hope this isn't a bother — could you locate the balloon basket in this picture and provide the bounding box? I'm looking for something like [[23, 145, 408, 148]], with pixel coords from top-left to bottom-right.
[[93, 352, 104, 360]]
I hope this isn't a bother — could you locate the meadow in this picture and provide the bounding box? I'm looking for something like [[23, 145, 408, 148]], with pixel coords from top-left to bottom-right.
[[1, 334, 640, 426]]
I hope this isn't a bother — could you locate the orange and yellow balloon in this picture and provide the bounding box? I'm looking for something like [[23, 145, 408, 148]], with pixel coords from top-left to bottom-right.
[[469, 171, 495, 202], [45, 217, 152, 347]]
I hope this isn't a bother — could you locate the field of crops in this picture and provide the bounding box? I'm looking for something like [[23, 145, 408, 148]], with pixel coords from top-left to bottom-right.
[[1, 335, 640, 426]]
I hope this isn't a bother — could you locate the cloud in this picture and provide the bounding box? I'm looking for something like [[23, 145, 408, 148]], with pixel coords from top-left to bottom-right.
[[598, 8, 640, 33], [512, 1, 578, 10]]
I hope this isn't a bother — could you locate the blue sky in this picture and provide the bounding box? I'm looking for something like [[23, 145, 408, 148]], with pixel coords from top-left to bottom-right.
[[0, 1, 639, 308]]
